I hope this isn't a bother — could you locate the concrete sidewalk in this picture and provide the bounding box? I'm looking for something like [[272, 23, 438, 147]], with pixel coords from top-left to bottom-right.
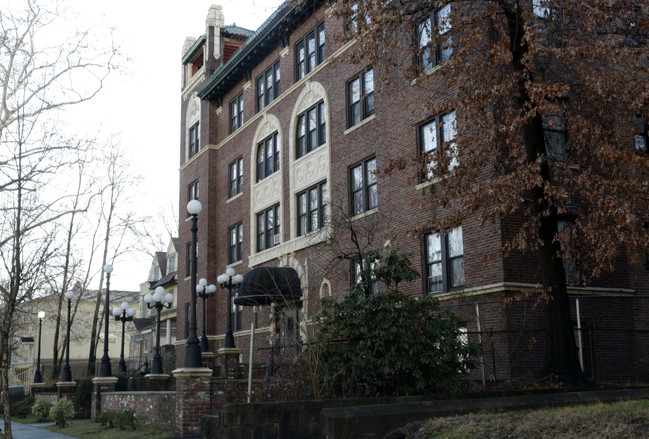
[[0, 420, 79, 439]]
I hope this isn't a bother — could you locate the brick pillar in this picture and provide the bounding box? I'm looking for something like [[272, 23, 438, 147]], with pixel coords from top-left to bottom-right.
[[218, 348, 243, 379], [172, 367, 213, 437], [145, 373, 170, 391], [56, 381, 77, 401], [91, 377, 118, 421], [30, 382, 45, 398]]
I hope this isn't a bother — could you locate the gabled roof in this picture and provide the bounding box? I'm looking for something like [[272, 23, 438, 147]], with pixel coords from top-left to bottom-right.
[[150, 271, 178, 289], [198, 0, 326, 101], [155, 252, 167, 277]]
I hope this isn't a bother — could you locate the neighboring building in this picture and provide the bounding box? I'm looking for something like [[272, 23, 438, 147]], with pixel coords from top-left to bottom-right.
[[130, 238, 178, 373], [175, 2, 649, 384], [14, 288, 139, 384]]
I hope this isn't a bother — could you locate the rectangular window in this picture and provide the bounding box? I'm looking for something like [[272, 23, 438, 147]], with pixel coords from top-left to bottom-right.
[[188, 123, 200, 159], [230, 93, 244, 133], [352, 258, 380, 295], [188, 180, 199, 203], [418, 4, 452, 72], [297, 181, 328, 236], [347, 68, 375, 127], [168, 254, 176, 272], [228, 223, 243, 264], [185, 303, 190, 338], [419, 111, 457, 179], [635, 116, 648, 151], [256, 133, 280, 181], [185, 242, 193, 277], [231, 295, 243, 332], [257, 61, 281, 111], [256, 204, 280, 252], [350, 158, 378, 216], [542, 102, 567, 162], [424, 226, 464, 294], [229, 158, 243, 197], [296, 101, 326, 159], [296, 22, 325, 81]]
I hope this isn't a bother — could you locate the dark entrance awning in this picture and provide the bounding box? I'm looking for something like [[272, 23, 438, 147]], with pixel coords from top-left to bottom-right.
[[234, 267, 302, 306]]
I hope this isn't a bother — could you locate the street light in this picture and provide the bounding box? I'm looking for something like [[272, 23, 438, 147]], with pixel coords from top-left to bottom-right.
[[184, 199, 202, 367], [217, 268, 244, 349], [112, 302, 136, 373], [197, 278, 217, 352], [62, 290, 74, 381], [99, 263, 113, 377], [144, 286, 174, 374], [33, 311, 45, 383]]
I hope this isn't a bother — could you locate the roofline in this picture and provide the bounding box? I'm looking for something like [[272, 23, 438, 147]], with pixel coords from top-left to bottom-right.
[[182, 34, 207, 65], [198, 1, 326, 101]]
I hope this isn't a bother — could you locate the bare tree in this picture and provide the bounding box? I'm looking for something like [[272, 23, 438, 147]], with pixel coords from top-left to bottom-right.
[[0, 0, 116, 434]]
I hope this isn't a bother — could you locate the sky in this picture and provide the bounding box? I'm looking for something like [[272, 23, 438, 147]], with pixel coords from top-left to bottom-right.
[[56, 1, 283, 290]]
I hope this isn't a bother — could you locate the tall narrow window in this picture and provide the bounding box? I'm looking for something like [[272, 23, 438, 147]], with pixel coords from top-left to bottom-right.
[[231, 295, 243, 331], [228, 223, 243, 264], [185, 242, 193, 277], [256, 133, 280, 182], [188, 123, 200, 158], [296, 101, 326, 158], [230, 93, 244, 133], [297, 181, 328, 236], [296, 22, 325, 81], [347, 68, 375, 127], [542, 103, 567, 162], [257, 204, 280, 252], [635, 116, 648, 151], [419, 111, 457, 179], [257, 61, 281, 111], [187, 180, 199, 202], [424, 226, 464, 294], [418, 4, 452, 72], [350, 158, 378, 216], [229, 158, 243, 197], [352, 258, 380, 295]]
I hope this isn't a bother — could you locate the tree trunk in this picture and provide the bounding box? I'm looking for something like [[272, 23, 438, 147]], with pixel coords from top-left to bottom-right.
[[505, 4, 587, 387]]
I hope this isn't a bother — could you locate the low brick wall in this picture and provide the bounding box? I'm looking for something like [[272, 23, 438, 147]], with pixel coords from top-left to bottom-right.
[[212, 396, 432, 439], [101, 391, 176, 430]]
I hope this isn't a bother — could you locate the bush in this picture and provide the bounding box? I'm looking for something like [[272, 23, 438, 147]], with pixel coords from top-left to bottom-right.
[[49, 399, 74, 427], [115, 371, 129, 391], [98, 408, 137, 430], [73, 377, 93, 418], [315, 249, 480, 397], [31, 398, 53, 421], [10, 395, 34, 418]]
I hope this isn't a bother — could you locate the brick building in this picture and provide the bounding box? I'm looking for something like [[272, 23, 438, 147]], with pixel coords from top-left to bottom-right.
[[175, 1, 649, 384]]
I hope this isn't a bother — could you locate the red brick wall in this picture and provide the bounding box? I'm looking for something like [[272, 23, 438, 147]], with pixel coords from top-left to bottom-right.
[[101, 391, 176, 430]]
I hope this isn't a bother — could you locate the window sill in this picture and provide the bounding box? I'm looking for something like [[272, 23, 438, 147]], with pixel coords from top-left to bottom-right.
[[227, 192, 243, 204], [415, 177, 442, 190], [410, 62, 445, 86], [351, 207, 378, 221], [344, 114, 376, 136], [249, 226, 331, 267]]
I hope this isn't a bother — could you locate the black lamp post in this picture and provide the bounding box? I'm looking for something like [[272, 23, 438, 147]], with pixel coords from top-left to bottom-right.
[[61, 290, 74, 381], [112, 302, 136, 373], [145, 286, 174, 374], [184, 200, 202, 367], [217, 268, 243, 349], [33, 311, 45, 383], [99, 263, 113, 377], [197, 278, 217, 352]]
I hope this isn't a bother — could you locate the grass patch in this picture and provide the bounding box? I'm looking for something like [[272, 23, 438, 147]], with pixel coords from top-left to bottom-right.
[[11, 414, 40, 424], [407, 399, 649, 439], [42, 421, 175, 439]]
